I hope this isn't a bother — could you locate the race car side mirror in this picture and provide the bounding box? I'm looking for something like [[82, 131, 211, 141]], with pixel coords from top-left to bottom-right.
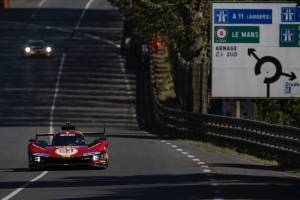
[[99, 136, 106, 140], [88, 139, 100, 147]]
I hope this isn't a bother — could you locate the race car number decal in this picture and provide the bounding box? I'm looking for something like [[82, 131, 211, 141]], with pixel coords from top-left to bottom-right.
[[55, 147, 78, 157]]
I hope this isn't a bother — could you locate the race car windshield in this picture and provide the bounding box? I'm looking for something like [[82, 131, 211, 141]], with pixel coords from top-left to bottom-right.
[[52, 134, 86, 146], [29, 41, 46, 47]]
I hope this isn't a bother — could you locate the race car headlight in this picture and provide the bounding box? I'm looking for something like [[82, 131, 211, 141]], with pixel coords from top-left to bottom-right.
[[34, 157, 41, 162], [83, 152, 101, 157], [92, 153, 104, 161], [32, 153, 50, 157], [92, 155, 99, 161], [46, 47, 52, 53], [25, 47, 31, 53]]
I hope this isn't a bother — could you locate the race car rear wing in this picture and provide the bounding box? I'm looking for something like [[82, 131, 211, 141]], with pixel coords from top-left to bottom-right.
[[28, 133, 54, 144], [35, 133, 54, 140]]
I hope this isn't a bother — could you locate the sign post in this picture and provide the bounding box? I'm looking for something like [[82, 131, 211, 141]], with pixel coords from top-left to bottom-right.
[[212, 2, 300, 98]]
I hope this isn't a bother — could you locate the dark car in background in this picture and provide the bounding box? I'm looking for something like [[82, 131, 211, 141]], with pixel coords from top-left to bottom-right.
[[23, 40, 53, 57]]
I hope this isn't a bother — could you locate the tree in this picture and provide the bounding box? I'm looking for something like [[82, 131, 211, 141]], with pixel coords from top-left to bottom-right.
[[109, 0, 210, 62]]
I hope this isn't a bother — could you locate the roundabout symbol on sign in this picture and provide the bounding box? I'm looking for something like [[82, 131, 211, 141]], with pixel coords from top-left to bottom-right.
[[248, 48, 297, 98]]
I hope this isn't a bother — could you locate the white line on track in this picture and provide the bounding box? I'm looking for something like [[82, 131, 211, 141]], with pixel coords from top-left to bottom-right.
[[1, 171, 48, 200], [203, 169, 212, 173], [192, 158, 200, 162], [187, 155, 195, 158], [118, 55, 135, 121], [176, 148, 183, 152], [181, 152, 188, 155], [197, 161, 205, 165], [49, 53, 66, 134], [118, 56, 134, 96], [76, 0, 94, 29], [2, 1, 96, 199], [31, 0, 47, 18], [171, 145, 178, 148], [1, 1, 50, 200]]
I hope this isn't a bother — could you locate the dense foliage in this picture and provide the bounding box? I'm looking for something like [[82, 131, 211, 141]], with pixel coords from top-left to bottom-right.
[[108, 0, 210, 62]]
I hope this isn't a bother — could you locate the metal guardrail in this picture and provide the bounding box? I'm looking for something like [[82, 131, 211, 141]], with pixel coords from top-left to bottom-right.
[[153, 101, 300, 155], [137, 45, 300, 163]]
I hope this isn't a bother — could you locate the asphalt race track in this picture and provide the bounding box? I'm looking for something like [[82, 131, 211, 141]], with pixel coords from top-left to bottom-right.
[[0, 0, 300, 199]]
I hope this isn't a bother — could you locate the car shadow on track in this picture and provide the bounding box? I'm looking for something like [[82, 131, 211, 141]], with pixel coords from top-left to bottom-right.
[[1, 173, 300, 199], [3, 166, 106, 172]]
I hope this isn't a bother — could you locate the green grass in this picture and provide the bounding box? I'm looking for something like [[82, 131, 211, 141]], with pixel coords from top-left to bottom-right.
[[152, 48, 176, 103], [180, 139, 279, 166]]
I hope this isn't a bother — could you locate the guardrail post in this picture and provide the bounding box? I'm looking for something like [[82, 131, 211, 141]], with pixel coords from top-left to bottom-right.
[[235, 100, 241, 118], [192, 59, 208, 113]]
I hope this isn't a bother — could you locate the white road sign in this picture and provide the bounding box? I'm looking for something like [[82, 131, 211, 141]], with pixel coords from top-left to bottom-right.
[[212, 2, 300, 98]]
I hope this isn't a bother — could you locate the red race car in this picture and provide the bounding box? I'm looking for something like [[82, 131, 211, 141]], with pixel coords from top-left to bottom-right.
[[28, 122, 108, 170]]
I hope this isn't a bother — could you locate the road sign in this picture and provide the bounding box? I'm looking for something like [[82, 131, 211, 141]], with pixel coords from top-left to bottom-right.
[[212, 2, 300, 98], [214, 26, 260, 43]]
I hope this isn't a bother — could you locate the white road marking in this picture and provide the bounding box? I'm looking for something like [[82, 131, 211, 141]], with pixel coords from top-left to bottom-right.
[[181, 152, 188, 155], [203, 169, 211, 173], [118, 55, 135, 121], [197, 162, 205, 165], [1, 171, 48, 200], [171, 145, 178, 148], [176, 148, 183, 152], [192, 158, 200, 162], [166, 142, 172, 145], [211, 183, 219, 186], [76, 0, 94, 29], [49, 0, 94, 133], [161, 140, 166, 143], [31, 0, 47, 18], [201, 165, 209, 168], [49, 53, 66, 135], [2, 2, 50, 200], [187, 155, 195, 158], [82, 32, 120, 48]]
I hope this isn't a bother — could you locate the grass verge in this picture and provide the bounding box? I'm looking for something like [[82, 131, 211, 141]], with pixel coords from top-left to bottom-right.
[[180, 139, 278, 166]]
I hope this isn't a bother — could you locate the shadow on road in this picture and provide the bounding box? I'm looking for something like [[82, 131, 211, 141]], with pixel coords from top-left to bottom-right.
[[0, 8, 137, 129], [0, 173, 300, 199]]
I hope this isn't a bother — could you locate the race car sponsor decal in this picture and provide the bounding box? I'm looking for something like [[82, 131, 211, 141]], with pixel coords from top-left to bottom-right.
[[55, 146, 78, 158]]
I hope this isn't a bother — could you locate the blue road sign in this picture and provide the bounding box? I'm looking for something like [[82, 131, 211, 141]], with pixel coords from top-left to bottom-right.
[[281, 7, 300, 22], [214, 9, 272, 24]]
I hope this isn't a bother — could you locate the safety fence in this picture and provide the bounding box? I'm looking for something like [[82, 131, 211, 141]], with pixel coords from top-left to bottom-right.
[[135, 44, 300, 165]]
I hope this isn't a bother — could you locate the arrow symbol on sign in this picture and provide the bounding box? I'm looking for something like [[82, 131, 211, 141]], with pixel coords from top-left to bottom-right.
[[281, 72, 297, 81], [248, 48, 260, 60]]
